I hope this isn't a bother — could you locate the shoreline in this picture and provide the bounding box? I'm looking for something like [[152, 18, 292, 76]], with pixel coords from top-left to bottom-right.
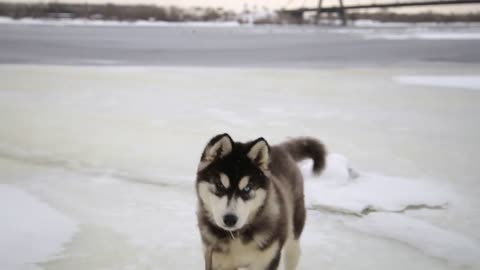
[[2, 16, 480, 28]]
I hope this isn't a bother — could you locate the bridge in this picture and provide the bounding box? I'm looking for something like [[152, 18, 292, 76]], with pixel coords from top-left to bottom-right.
[[279, 0, 480, 25]]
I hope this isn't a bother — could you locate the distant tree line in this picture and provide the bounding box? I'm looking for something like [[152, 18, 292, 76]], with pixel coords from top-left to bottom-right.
[[1, 2, 480, 23], [0, 2, 236, 21]]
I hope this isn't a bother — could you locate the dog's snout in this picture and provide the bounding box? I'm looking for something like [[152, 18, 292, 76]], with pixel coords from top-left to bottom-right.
[[223, 214, 238, 227]]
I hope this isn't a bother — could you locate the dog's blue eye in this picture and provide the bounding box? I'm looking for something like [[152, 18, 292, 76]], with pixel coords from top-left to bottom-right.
[[243, 185, 251, 193]]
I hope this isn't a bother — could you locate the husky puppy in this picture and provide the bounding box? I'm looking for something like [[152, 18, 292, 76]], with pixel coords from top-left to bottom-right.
[[196, 134, 326, 270]]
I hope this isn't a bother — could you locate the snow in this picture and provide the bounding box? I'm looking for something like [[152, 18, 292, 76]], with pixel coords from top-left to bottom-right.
[[0, 65, 479, 269], [365, 32, 480, 40], [0, 16, 241, 27], [352, 20, 480, 28], [2, 16, 480, 39], [346, 213, 480, 267], [0, 185, 78, 270], [302, 154, 480, 266], [321, 23, 480, 40], [303, 154, 453, 216], [394, 76, 480, 90], [303, 154, 480, 267], [352, 20, 426, 28]]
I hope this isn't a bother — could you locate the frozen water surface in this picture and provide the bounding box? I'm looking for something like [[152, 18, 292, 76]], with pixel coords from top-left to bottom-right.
[[0, 24, 480, 270], [0, 185, 78, 270]]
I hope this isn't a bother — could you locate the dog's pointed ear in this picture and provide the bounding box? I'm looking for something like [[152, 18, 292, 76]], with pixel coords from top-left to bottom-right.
[[247, 138, 270, 171], [198, 133, 234, 172]]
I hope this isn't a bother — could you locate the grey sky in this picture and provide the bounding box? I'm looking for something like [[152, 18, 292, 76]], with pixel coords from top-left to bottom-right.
[[2, 0, 480, 12]]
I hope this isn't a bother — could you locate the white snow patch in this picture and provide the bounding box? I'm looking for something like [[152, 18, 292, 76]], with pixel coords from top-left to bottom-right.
[[303, 154, 452, 216], [323, 24, 480, 40], [0, 185, 78, 269], [302, 154, 480, 267], [345, 213, 480, 267], [312, 153, 356, 184], [0, 16, 240, 27], [352, 20, 419, 27], [352, 20, 480, 28], [365, 32, 480, 40], [394, 76, 480, 90]]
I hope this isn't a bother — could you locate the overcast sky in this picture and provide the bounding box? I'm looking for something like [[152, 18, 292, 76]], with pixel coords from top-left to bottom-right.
[[3, 0, 480, 13]]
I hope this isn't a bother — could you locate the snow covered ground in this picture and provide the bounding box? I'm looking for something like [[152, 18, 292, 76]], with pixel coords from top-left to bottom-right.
[[0, 185, 78, 270], [0, 16, 242, 27], [1, 64, 479, 270], [327, 25, 480, 40], [394, 76, 480, 90]]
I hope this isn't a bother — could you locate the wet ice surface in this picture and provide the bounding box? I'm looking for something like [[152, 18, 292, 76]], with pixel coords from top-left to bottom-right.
[[1, 23, 480, 66], [1, 62, 480, 270]]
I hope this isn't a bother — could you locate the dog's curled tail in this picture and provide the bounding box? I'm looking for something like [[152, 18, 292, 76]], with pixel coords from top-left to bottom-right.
[[282, 137, 327, 174]]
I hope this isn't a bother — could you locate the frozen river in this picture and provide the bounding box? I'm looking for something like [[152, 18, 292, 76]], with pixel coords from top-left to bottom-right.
[[1, 23, 480, 66], [1, 23, 480, 270]]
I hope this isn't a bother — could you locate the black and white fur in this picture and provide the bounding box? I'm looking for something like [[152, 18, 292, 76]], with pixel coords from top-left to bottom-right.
[[196, 134, 326, 270]]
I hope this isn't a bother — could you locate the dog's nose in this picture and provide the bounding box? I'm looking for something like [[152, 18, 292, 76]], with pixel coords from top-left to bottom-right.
[[223, 214, 238, 227]]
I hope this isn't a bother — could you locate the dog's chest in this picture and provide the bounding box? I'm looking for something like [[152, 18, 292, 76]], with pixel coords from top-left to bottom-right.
[[213, 238, 279, 270]]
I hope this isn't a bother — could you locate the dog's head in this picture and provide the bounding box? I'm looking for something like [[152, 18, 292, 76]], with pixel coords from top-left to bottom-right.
[[196, 133, 270, 232]]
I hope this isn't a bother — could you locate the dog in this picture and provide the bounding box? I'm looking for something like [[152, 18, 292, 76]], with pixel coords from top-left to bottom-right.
[[196, 133, 326, 270]]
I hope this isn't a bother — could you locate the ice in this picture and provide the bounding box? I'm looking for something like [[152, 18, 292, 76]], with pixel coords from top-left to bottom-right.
[[0, 185, 78, 270], [303, 154, 453, 216], [346, 213, 480, 267], [303, 154, 480, 267], [0, 65, 479, 270], [394, 76, 480, 90]]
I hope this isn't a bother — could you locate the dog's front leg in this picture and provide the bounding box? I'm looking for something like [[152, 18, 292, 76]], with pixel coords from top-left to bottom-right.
[[204, 245, 214, 270], [265, 251, 281, 270], [248, 250, 281, 270]]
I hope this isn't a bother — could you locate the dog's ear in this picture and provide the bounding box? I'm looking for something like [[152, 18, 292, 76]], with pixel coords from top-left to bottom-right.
[[247, 138, 270, 171], [198, 133, 234, 172]]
